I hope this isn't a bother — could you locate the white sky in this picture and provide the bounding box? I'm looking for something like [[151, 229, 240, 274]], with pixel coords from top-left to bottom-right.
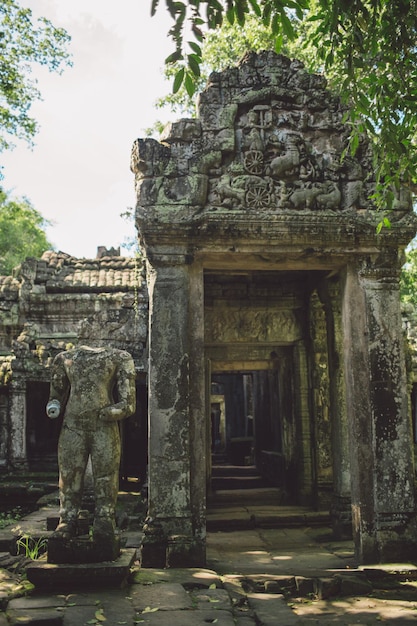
[[1, 0, 176, 258]]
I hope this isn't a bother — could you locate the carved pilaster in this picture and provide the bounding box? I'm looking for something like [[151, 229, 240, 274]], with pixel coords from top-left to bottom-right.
[[143, 256, 206, 567], [323, 277, 352, 538], [343, 254, 417, 563], [8, 377, 28, 470]]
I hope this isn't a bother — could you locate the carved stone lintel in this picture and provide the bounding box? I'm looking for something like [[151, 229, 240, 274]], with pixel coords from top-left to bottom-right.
[[133, 52, 414, 221], [205, 308, 301, 343]]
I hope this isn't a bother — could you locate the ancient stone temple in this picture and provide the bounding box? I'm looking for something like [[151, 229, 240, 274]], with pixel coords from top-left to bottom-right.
[[131, 51, 417, 566]]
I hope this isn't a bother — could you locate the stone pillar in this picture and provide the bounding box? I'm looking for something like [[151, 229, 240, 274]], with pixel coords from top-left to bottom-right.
[[295, 342, 314, 504], [342, 254, 417, 563], [141, 253, 206, 568], [9, 377, 28, 470], [325, 278, 352, 539]]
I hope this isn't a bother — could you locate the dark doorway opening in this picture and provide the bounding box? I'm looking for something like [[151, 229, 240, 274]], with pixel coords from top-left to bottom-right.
[[27, 381, 62, 471], [119, 377, 148, 489], [210, 350, 298, 503]]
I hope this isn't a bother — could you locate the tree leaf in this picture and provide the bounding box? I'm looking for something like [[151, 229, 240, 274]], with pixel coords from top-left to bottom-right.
[[188, 53, 201, 76], [165, 50, 183, 64], [280, 10, 295, 39], [188, 41, 202, 56], [247, 0, 261, 17], [274, 32, 283, 52], [184, 72, 196, 97], [95, 610, 107, 621], [173, 67, 185, 93]]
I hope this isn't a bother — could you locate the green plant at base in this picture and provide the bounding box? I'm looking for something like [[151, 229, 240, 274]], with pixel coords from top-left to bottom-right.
[[16, 533, 47, 559]]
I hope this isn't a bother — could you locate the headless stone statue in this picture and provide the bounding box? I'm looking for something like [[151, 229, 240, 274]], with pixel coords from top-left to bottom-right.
[[46, 345, 136, 544]]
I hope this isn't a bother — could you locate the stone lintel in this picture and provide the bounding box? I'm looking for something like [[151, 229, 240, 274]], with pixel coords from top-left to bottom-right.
[[138, 213, 417, 261]]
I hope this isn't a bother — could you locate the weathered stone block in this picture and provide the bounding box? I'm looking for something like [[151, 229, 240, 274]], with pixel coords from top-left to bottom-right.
[[47, 535, 120, 564], [295, 575, 315, 597], [166, 535, 206, 568], [26, 548, 136, 590], [314, 576, 340, 600], [337, 573, 373, 596]]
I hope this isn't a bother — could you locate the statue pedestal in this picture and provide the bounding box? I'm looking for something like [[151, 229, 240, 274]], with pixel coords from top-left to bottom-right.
[[26, 548, 136, 590], [47, 534, 121, 564]]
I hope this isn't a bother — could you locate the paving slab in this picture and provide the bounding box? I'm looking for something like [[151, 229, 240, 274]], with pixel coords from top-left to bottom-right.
[[206, 527, 356, 576], [3, 500, 417, 626], [64, 592, 135, 626], [7, 606, 64, 625], [235, 618, 257, 626], [130, 567, 221, 589], [247, 593, 301, 625], [135, 608, 236, 625], [7, 596, 65, 610], [130, 582, 193, 611], [191, 588, 233, 611]]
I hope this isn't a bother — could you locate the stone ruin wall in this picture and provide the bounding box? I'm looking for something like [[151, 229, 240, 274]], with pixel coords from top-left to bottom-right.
[[0, 249, 148, 470]]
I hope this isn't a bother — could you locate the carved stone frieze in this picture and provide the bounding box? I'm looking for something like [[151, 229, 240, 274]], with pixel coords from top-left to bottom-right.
[[205, 307, 301, 343], [132, 51, 413, 219]]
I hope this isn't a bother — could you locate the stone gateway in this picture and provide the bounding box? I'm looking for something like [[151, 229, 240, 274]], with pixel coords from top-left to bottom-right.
[[132, 51, 417, 566]]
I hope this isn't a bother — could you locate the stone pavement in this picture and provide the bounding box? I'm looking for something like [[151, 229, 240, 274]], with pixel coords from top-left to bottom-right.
[[2, 506, 417, 625]]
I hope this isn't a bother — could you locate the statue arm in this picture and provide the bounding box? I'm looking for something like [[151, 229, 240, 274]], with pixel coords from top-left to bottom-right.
[[100, 353, 136, 422], [46, 353, 70, 418]]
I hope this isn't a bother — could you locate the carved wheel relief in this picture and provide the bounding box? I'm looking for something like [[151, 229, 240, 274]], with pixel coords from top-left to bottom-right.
[[208, 99, 374, 212]]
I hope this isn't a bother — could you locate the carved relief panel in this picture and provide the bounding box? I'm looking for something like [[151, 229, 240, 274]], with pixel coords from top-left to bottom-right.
[[207, 97, 372, 212], [205, 308, 302, 344]]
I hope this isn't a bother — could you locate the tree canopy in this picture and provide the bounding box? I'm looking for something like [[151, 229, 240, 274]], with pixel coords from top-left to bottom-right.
[[0, 188, 52, 275], [152, 0, 417, 209], [0, 0, 71, 152], [153, 12, 317, 120]]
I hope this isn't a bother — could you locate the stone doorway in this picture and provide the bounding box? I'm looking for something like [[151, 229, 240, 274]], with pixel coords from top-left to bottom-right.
[[209, 358, 299, 504], [205, 269, 324, 509]]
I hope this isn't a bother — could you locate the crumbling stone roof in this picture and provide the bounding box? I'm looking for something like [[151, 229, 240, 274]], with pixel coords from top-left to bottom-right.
[[0, 275, 20, 300], [33, 251, 141, 293]]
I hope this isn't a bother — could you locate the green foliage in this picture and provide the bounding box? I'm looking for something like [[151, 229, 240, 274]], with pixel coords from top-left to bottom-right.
[[16, 532, 47, 559], [0, 507, 22, 529], [0, 188, 52, 275], [0, 0, 72, 152], [401, 245, 417, 307], [153, 0, 417, 202], [154, 13, 310, 121]]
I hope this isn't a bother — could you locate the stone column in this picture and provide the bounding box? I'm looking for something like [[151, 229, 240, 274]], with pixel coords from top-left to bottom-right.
[[141, 253, 206, 567], [342, 254, 417, 563], [295, 342, 314, 504], [324, 277, 352, 539], [9, 377, 28, 470]]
